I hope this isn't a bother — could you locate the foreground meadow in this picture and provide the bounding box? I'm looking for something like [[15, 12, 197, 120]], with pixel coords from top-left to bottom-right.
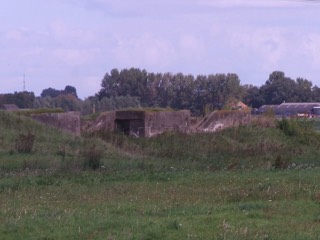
[[1, 170, 320, 239]]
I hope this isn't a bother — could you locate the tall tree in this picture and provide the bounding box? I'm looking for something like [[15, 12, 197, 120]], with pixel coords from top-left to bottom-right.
[[260, 71, 297, 104], [243, 85, 265, 108], [192, 75, 208, 115], [41, 88, 61, 98], [206, 73, 243, 110], [295, 78, 312, 102], [98, 68, 120, 99], [312, 86, 320, 102], [64, 85, 78, 98], [0, 91, 35, 109]]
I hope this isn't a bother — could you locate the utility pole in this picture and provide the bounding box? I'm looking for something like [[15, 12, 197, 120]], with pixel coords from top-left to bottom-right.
[[23, 73, 26, 92]]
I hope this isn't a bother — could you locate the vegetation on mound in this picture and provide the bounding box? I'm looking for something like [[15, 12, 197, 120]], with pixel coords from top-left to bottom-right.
[[0, 111, 118, 171], [15, 108, 64, 116], [117, 107, 174, 112], [1, 110, 320, 172], [96, 117, 320, 171]]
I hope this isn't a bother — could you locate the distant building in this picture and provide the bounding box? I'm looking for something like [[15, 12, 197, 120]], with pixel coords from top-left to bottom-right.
[[1, 104, 20, 111], [225, 100, 250, 111], [258, 102, 320, 117]]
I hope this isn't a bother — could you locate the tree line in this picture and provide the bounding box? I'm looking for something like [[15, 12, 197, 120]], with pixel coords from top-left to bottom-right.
[[0, 86, 81, 112], [96, 68, 320, 115], [1, 68, 320, 116]]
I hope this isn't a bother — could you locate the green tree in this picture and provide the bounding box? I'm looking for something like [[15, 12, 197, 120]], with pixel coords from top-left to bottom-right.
[[33, 96, 56, 109], [192, 75, 208, 116], [64, 85, 78, 98], [312, 86, 320, 102], [0, 91, 35, 109], [156, 72, 175, 108], [41, 88, 61, 98], [260, 71, 297, 104], [243, 85, 265, 108], [206, 73, 243, 110], [295, 78, 312, 102], [98, 68, 120, 99], [169, 73, 195, 110], [54, 94, 81, 112]]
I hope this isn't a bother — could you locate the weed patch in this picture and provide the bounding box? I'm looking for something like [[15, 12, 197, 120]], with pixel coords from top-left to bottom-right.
[[15, 132, 35, 153], [82, 144, 103, 170]]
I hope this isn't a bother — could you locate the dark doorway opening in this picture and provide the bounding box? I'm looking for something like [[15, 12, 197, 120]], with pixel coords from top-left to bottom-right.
[[115, 119, 145, 136], [115, 120, 130, 135]]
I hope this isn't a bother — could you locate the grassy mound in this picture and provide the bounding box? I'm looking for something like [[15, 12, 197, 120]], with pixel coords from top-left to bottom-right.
[[0, 111, 118, 171], [93, 116, 320, 172], [2, 110, 320, 172]]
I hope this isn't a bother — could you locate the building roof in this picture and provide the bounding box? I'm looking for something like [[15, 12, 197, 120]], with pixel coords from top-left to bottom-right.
[[259, 102, 320, 115], [258, 105, 279, 114], [1, 104, 20, 111]]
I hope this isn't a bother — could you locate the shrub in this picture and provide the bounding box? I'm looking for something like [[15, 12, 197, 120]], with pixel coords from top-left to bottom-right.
[[15, 132, 35, 153], [273, 155, 289, 170], [82, 144, 102, 170], [277, 118, 297, 136]]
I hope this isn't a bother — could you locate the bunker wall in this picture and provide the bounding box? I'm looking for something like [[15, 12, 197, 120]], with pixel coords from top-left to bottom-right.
[[144, 110, 190, 137], [32, 112, 81, 136]]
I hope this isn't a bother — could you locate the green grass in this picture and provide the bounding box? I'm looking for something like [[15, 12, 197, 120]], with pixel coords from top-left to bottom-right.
[[0, 170, 320, 239], [1, 111, 320, 239], [0, 110, 126, 171], [16, 108, 64, 116], [311, 118, 320, 132], [96, 118, 320, 172]]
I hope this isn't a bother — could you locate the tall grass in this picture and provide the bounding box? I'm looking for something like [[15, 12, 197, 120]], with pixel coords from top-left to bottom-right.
[[1, 110, 320, 173], [0, 111, 120, 171], [97, 117, 320, 171]]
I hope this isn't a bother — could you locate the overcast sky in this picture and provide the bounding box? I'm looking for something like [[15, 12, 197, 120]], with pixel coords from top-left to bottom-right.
[[1, 0, 320, 99]]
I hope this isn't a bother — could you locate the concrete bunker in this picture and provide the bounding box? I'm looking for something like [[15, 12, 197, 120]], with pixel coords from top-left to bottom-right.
[[86, 109, 191, 137]]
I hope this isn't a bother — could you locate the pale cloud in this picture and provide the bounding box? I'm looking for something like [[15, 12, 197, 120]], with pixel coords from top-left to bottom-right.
[[179, 35, 206, 61], [21, 47, 45, 58], [1, 0, 320, 98], [61, 0, 315, 13], [1, 76, 24, 92], [229, 27, 289, 70], [5, 29, 25, 42], [113, 34, 177, 70], [303, 33, 320, 67], [3, 27, 39, 45], [52, 48, 101, 66], [77, 76, 102, 98], [197, 0, 313, 8], [49, 21, 98, 46]]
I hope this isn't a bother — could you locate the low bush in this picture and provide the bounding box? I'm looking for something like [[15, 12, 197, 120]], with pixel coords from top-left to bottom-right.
[[273, 155, 289, 169], [82, 144, 103, 170], [15, 132, 35, 153]]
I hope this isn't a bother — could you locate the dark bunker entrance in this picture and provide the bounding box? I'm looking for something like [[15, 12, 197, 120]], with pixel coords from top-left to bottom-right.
[[115, 119, 144, 137]]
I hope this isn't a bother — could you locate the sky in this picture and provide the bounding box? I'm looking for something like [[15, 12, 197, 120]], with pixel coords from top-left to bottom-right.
[[1, 0, 320, 99]]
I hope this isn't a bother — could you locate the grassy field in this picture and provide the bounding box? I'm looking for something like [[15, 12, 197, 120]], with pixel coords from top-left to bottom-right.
[[1, 170, 320, 239], [0, 111, 320, 239]]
